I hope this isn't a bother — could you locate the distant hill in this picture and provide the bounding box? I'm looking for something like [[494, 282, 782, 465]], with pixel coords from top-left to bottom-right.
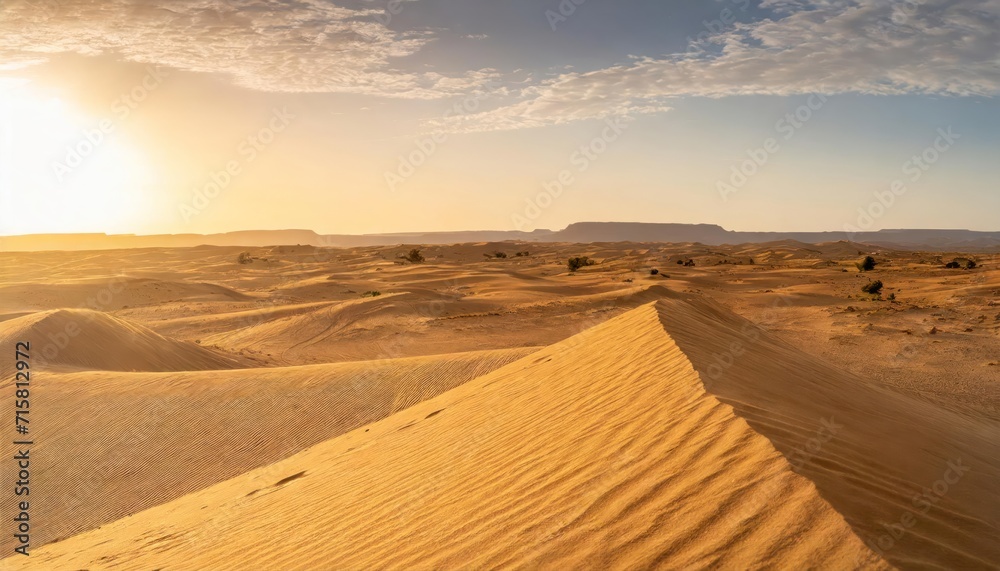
[[1, 223, 997, 252], [553, 223, 1000, 251]]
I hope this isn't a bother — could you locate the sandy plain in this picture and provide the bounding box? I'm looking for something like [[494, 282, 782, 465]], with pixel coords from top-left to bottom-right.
[[0, 240, 997, 570]]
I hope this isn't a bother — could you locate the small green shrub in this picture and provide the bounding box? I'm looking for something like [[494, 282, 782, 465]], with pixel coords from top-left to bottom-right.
[[857, 256, 877, 271], [403, 248, 425, 263], [568, 256, 596, 272], [862, 280, 884, 295]]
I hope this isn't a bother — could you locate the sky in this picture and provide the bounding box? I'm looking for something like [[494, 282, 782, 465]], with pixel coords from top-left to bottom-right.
[[0, 0, 997, 236]]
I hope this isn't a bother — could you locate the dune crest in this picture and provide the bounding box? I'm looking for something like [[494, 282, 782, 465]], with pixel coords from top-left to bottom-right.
[[7, 302, 887, 570], [655, 295, 1000, 569], [0, 309, 242, 373]]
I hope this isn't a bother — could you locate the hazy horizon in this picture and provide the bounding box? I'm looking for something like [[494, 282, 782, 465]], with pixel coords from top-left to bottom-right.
[[3, 219, 1000, 240], [2, 0, 999, 237]]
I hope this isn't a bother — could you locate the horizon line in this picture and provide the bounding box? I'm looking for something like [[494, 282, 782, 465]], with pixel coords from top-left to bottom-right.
[[2, 222, 1000, 239]]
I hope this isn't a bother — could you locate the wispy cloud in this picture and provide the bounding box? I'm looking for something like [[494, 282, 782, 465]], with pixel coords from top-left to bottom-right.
[[438, 0, 1000, 132], [0, 0, 497, 98]]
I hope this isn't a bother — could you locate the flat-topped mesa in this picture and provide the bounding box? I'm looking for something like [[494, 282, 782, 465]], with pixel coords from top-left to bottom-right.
[[553, 222, 732, 244]]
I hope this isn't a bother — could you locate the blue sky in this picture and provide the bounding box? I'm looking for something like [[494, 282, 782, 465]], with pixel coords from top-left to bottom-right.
[[0, 0, 997, 235]]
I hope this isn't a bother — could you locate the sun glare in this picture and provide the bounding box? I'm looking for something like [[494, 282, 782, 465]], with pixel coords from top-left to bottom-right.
[[0, 82, 153, 235]]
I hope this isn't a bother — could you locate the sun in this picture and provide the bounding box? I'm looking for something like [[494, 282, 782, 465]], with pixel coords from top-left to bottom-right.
[[0, 81, 154, 235]]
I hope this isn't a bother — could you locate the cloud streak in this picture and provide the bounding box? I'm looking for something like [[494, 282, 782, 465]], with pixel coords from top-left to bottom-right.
[[0, 0, 497, 98], [439, 0, 1000, 132]]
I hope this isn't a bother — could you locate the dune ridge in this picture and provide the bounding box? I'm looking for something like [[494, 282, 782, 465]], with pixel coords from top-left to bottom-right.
[[5, 301, 889, 570], [654, 293, 1000, 569], [0, 309, 243, 373]]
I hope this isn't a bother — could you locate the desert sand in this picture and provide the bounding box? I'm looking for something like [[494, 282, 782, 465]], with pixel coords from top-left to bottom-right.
[[0, 240, 997, 570]]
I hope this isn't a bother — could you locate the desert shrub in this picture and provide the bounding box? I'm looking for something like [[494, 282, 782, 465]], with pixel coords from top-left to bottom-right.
[[857, 256, 877, 271], [403, 248, 425, 263], [862, 280, 884, 295], [944, 258, 978, 270], [237, 252, 253, 264], [650, 268, 659, 275], [361, 290, 381, 298], [944, 257, 976, 269], [567, 256, 596, 272]]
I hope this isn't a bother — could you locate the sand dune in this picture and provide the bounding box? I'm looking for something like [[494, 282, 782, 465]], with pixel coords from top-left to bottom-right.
[[656, 294, 1000, 568], [0, 277, 250, 313], [0, 347, 535, 553], [5, 301, 890, 570], [0, 243, 995, 569], [198, 293, 412, 364], [0, 309, 243, 373]]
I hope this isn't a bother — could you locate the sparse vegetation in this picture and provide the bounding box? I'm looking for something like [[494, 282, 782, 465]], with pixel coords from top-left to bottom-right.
[[361, 290, 382, 298], [237, 252, 254, 264], [946, 258, 977, 269], [402, 248, 425, 263], [862, 280, 884, 295], [857, 256, 877, 272], [567, 256, 596, 272]]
